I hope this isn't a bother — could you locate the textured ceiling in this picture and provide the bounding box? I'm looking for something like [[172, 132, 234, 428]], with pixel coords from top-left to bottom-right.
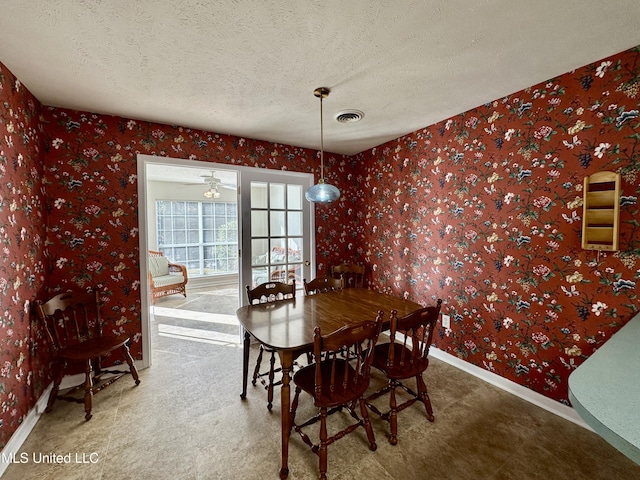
[[1, 1, 640, 156]]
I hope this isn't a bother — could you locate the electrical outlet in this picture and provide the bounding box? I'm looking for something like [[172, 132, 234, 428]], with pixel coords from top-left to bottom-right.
[[442, 314, 450, 329]]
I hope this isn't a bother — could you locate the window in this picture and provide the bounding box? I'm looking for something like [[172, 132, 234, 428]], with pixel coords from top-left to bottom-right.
[[156, 200, 238, 276]]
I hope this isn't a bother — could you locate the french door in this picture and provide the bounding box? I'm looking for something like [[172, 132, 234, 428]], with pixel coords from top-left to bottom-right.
[[239, 169, 314, 302]]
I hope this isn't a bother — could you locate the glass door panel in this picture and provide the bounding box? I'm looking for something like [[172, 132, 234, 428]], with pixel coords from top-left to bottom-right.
[[240, 169, 313, 298], [251, 210, 268, 236], [287, 184, 303, 210], [251, 238, 269, 265], [270, 184, 286, 209], [288, 212, 303, 236], [251, 182, 268, 208]]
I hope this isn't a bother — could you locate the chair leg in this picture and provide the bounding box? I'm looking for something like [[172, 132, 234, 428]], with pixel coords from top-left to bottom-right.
[[359, 398, 377, 451], [122, 344, 141, 385], [416, 374, 434, 422], [46, 361, 66, 413], [252, 344, 264, 386], [318, 408, 328, 480], [289, 386, 300, 427], [83, 360, 94, 421], [266, 351, 276, 411], [389, 380, 399, 445], [93, 357, 102, 376]]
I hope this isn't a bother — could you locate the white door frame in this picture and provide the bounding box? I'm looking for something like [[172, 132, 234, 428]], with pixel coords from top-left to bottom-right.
[[136, 154, 315, 369]]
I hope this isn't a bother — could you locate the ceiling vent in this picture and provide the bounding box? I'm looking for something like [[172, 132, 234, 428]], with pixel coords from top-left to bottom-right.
[[335, 110, 364, 123]]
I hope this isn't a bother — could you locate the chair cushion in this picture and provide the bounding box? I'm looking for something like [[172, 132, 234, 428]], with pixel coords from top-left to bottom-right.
[[152, 274, 185, 287], [149, 255, 170, 277]]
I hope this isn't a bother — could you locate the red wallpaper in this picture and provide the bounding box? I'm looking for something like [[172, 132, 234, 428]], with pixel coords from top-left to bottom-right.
[[0, 64, 48, 448], [1, 44, 639, 449], [356, 46, 640, 403], [41, 110, 352, 360]]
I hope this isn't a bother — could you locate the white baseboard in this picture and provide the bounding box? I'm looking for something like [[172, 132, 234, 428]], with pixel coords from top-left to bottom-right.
[[0, 360, 144, 478], [0, 352, 589, 478], [0, 382, 52, 477], [429, 347, 591, 430]]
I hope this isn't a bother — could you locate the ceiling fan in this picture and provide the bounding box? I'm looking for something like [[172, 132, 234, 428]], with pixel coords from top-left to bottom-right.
[[199, 171, 224, 186], [181, 171, 226, 199]]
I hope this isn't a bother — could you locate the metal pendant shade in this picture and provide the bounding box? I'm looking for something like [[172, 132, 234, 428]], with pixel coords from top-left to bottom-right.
[[305, 87, 341, 203]]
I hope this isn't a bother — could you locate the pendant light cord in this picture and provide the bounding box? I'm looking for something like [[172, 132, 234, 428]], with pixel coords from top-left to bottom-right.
[[319, 92, 325, 182], [305, 87, 340, 203]]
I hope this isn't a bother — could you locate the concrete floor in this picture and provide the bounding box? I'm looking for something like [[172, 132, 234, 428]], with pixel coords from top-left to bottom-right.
[[4, 286, 639, 479]]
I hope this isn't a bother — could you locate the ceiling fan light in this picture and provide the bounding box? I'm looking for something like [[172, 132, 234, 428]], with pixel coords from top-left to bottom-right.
[[204, 185, 220, 199]]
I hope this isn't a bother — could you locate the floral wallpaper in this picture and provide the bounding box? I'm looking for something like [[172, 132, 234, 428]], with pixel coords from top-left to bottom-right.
[[355, 46, 640, 403], [2, 63, 347, 450], [1, 43, 639, 450], [0, 63, 48, 448], [41, 109, 349, 361]]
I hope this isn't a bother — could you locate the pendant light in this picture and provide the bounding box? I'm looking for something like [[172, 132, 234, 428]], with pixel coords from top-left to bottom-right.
[[305, 87, 341, 203]]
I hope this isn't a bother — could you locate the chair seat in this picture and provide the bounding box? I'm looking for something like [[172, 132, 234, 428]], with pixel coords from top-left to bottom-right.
[[59, 334, 130, 361], [152, 274, 185, 288], [294, 359, 369, 409], [371, 343, 429, 380]]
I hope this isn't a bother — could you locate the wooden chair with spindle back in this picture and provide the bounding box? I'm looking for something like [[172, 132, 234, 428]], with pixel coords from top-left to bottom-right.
[[290, 311, 384, 480], [246, 280, 296, 410], [35, 288, 140, 421], [330, 263, 365, 288], [364, 299, 442, 445], [303, 275, 343, 295]]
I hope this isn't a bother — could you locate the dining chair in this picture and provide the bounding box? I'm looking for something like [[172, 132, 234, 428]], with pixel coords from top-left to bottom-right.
[[303, 275, 343, 295], [246, 280, 296, 410], [35, 288, 141, 421], [364, 299, 442, 445], [289, 311, 383, 480], [330, 263, 365, 288]]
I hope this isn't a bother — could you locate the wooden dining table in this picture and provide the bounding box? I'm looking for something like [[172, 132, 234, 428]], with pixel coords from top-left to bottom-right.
[[236, 288, 422, 479]]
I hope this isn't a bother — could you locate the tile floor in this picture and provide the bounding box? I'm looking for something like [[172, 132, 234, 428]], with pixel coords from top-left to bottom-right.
[[3, 286, 640, 479]]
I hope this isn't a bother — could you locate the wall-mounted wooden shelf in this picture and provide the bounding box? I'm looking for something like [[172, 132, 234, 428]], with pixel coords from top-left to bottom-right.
[[582, 171, 620, 251]]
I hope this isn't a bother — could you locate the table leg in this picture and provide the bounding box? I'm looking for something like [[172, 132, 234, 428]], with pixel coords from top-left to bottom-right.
[[278, 350, 293, 479], [240, 328, 250, 399]]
